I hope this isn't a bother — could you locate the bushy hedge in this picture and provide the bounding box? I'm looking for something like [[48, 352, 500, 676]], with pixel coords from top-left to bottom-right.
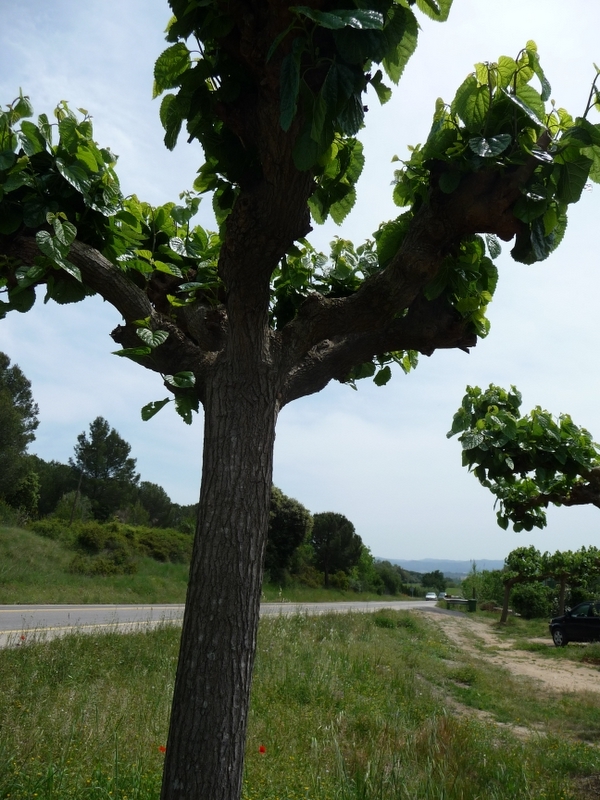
[[28, 518, 193, 576]]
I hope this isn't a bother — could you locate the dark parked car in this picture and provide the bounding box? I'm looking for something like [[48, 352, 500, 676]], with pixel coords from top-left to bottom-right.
[[549, 600, 600, 647]]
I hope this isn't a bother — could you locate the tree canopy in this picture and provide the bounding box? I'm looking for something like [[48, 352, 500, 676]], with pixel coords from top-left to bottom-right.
[[70, 416, 139, 520], [1, 1, 600, 798], [449, 384, 600, 531], [311, 510, 364, 586], [0, 351, 39, 510]]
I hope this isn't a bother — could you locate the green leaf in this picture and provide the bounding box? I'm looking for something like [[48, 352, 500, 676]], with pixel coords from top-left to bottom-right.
[[373, 365, 392, 386], [153, 43, 191, 98], [136, 328, 169, 348], [35, 230, 67, 262], [165, 371, 196, 388], [0, 151, 16, 170], [12, 93, 33, 121], [496, 56, 517, 88], [8, 284, 35, 313], [370, 70, 392, 105], [154, 260, 183, 278], [52, 217, 77, 247], [38, 113, 52, 145], [556, 154, 593, 204], [58, 260, 83, 283], [174, 392, 199, 425], [193, 162, 220, 194], [452, 76, 490, 132], [374, 213, 411, 268], [382, 9, 418, 84], [55, 158, 91, 194], [468, 134, 511, 157], [279, 45, 302, 131], [44, 274, 88, 304], [330, 186, 356, 224], [415, 0, 453, 21], [141, 398, 171, 421], [18, 121, 46, 155], [485, 234, 502, 259], [461, 431, 484, 450], [501, 88, 545, 128], [292, 6, 384, 30], [112, 346, 152, 358], [159, 93, 183, 151], [530, 218, 553, 261], [336, 93, 364, 136]]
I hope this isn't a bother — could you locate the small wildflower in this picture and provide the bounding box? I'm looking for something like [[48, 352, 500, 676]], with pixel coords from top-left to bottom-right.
[[158, 745, 167, 753], [258, 745, 266, 754]]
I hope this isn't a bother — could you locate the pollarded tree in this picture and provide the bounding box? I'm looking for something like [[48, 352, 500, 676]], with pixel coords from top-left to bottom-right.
[[543, 546, 600, 615], [1, 1, 600, 796], [311, 510, 364, 587], [500, 545, 544, 624], [448, 384, 600, 531]]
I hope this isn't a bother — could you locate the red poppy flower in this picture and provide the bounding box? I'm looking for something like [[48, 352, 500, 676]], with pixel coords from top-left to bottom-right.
[[259, 745, 266, 754], [158, 745, 167, 753]]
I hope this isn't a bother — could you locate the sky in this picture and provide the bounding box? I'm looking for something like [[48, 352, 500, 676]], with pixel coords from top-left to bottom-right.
[[1, 0, 599, 562]]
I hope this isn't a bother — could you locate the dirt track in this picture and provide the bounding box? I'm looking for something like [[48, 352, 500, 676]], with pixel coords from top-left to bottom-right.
[[426, 611, 600, 694]]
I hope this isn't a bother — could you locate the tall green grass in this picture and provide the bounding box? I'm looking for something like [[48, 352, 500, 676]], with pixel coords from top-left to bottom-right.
[[0, 611, 598, 799]]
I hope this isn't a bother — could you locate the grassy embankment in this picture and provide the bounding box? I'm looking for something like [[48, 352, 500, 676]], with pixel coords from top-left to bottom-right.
[[1, 610, 600, 800], [0, 525, 401, 605]]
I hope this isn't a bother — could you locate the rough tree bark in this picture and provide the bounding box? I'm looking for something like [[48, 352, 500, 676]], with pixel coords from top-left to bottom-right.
[[161, 362, 279, 799]]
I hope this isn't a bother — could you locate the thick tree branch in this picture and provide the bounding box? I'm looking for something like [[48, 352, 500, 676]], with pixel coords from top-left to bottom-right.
[[279, 294, 476, 405], [509, 467, 600, 517], [5, 234, 152, 322], [4, 233, 215, 400], [279, 153, 544, 376]]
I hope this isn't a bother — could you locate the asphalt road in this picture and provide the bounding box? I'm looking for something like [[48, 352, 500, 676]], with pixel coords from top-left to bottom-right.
[[0, 599, 443, 647]]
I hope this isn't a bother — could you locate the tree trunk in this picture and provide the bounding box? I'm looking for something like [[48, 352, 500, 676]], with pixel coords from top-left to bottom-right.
[[500, 580, 514, 624], [160, 361, 278, 800], [558, 577, 567, 616]]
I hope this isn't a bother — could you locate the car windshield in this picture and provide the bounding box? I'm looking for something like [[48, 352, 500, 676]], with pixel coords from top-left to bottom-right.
[[569, 602, 600, 617]]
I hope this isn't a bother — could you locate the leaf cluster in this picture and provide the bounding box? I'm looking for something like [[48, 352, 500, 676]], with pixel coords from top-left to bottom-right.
[[270, 235, 418, 385], [0, 96, 120, 313], [501, 545, 600, 594], [448, 384, 600, 531], [153, 0, 451, 227], [393, 43, 600, 266]]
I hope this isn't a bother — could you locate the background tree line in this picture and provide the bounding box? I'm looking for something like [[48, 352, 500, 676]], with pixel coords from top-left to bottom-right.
[[2, 350, 426, 591], [462, 546, 600, 621]]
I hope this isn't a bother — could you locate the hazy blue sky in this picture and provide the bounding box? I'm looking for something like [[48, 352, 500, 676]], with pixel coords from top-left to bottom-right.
[[1, 0, 599, 561]]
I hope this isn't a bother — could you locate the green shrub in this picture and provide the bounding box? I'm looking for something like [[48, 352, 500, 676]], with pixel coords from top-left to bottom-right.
[[511, 582, 553, 619], [69, 551, 137, 576], [29, 517, 73, 543], [133, 526, 192, 563], [0, 499, 20, 526]]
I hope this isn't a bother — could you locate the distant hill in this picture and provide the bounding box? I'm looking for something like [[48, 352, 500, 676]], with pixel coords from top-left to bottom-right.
[[377, 558, 505, 579]]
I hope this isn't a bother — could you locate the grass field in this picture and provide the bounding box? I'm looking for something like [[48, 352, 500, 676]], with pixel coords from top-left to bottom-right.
[[1, 610, 599, 800]]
